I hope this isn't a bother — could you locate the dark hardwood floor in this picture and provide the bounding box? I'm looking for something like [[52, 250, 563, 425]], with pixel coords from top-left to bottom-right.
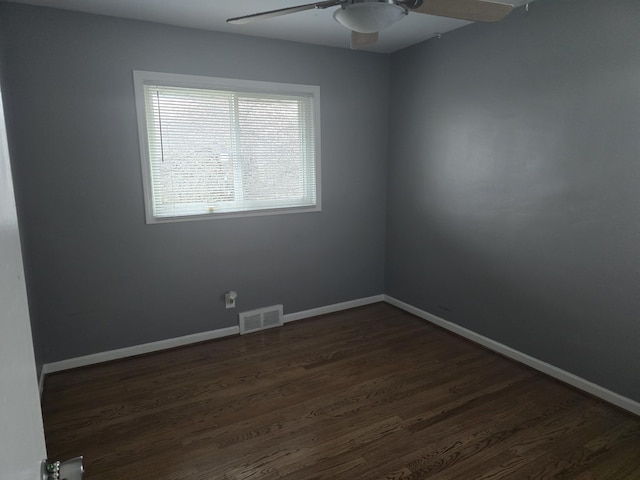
[[42, 303, 640, 479]]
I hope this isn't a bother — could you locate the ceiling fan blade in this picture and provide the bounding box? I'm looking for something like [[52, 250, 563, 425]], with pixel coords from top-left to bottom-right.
[[410, 0, 514, 22], [351, 31, 379, 49], [227, 0, 343, 25]]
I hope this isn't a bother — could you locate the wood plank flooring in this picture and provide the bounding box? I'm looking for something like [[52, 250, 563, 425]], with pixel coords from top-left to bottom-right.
[[42, 303, 640, 479]]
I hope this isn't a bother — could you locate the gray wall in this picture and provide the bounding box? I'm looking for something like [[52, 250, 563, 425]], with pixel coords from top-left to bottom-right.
[[0, 4, 389, 363], [2, 0, 638, 404], [386, 0, 640, 401], [0, 33, 44, 376]]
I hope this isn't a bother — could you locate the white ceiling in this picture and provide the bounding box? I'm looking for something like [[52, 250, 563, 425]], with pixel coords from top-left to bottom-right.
[[2, 0, 530, 53]]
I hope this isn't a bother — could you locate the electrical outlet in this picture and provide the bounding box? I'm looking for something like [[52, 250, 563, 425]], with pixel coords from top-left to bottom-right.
[[225, 291, 237, 309]]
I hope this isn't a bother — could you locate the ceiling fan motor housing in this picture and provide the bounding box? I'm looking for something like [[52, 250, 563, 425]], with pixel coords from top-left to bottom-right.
[[334, 0, 409, 34]]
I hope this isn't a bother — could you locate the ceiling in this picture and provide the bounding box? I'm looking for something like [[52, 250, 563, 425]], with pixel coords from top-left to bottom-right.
[[2, 0, 531, 53]]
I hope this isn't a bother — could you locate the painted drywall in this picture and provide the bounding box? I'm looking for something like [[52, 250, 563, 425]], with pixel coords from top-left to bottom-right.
[[3, 0, 638, 407], [0, 4, 389, 363], [386, 0, 640, 401], [0, 49, 48, 478], [0, 35, 44, 378]]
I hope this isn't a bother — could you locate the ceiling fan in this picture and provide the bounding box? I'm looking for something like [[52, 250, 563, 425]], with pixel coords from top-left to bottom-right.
[[227, 0, 515, 49]]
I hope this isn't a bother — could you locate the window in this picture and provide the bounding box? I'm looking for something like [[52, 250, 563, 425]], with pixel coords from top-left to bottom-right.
[[133, 71, 320, 223]]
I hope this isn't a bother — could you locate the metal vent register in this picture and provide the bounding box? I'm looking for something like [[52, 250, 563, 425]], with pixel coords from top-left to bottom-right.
[[239, 305, 283, 334]]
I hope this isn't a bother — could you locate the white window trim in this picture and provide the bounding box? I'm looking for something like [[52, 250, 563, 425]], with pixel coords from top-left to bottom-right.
[[133, 70, 322, 224]]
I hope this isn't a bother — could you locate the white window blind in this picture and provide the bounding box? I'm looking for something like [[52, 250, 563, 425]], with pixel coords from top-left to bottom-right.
[[133, 71, 320, 223]]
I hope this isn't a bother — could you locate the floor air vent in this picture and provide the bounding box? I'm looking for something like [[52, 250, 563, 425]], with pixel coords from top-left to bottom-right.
[[239, 305, 283, 334]]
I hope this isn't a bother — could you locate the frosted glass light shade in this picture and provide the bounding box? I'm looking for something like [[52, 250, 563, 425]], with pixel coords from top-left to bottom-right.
[[333, 2, 407, 34]]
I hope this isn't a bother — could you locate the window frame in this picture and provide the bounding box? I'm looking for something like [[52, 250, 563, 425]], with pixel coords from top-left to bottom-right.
[[133, 70, 321, 224]]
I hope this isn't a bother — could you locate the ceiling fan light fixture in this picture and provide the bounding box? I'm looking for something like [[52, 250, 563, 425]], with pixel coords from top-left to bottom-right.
[[333, 2, 407, 34]]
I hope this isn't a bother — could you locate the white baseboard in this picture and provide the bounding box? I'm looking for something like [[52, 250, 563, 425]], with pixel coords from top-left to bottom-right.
[[40, 293, 639, 417], [40, 294, 386, 380], [42, 325, 240, 376], [38, 367, 46, 395], [384, 295, 640, 417], [283, 295, 385, 323]]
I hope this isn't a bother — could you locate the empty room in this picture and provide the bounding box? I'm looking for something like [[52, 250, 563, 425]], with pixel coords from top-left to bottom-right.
[[0, 0, 638, 478]]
